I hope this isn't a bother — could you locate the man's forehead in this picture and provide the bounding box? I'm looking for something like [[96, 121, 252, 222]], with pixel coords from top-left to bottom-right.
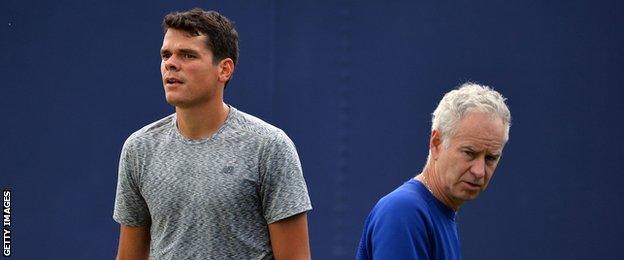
[[161, 29, 208, 50], [169, 28, 206, 37], [450, 114, 506, 152], [459, 142, 505, 154], [458, 113, 504, 135], [450, 128, 506, 153]]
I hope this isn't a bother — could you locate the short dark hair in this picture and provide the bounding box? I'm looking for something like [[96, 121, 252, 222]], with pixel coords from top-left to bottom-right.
[[163, 8, 239, 66]]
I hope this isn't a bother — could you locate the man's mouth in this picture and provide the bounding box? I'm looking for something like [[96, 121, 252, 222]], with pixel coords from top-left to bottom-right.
[[462, 181, 481, 189], [165, 77, 184, 85]]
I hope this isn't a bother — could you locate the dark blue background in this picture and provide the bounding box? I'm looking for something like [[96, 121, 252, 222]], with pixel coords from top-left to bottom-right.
[[3, 1, 623, 259]]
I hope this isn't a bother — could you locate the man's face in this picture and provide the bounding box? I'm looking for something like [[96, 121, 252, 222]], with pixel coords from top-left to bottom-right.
[[431, 111, 507, 208], [160, 28, 222, 108]]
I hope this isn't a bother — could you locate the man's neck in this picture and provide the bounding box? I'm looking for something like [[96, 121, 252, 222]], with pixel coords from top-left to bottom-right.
[[175, 101, 230, 140], [416, 165, 461, 212]]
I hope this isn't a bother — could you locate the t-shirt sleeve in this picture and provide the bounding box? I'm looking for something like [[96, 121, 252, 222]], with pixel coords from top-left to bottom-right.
[[357, 195, 430, 259], [259, 130, 312, 224], [113, 139, 151, 226]]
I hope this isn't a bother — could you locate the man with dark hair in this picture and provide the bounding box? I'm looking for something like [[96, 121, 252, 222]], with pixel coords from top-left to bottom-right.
[[113, 8, 312, 259]]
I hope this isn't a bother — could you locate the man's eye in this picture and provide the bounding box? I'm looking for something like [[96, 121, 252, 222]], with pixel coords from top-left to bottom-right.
[[161, 53, 170, 60], [184, 53, 196, 59], [463, 151, 474, 158], [486, 155, 498, 162]]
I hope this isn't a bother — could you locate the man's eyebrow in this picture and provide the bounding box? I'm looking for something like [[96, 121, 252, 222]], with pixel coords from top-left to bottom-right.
[[460, 145, 502, 156], [487, 149, 504, 157], [179, 48, 200, 54], [460, 145, 477, 151], [160, 48, 200, 55]]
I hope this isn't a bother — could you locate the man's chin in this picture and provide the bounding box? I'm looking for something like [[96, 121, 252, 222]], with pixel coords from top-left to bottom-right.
[[165, 96, 187, 107], [463, 192, 481, 201], [453, 190, 481, 202]]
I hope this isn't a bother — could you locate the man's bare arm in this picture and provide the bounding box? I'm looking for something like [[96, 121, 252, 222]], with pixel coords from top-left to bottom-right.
[[116, 224, 150, 260], [268, 212, 311, 260]]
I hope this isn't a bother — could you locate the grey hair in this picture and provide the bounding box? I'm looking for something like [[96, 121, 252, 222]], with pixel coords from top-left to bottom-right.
[[432, 82, 511, 147]]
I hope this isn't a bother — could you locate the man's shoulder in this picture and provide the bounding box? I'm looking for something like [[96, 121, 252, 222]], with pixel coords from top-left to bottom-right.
[[229, 107, 288, 141], [123, 114, 175, 147], [369, 180, 432, 223], [379, 182, 428, 210], [362, 181, 433, 246]]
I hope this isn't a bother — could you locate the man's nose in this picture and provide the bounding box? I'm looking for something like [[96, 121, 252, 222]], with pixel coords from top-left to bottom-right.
[[164, 56, 180, 71], [470, 156, 486, 178]]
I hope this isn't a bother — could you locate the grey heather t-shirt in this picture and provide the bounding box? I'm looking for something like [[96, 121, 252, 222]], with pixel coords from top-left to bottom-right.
[[113, 106, 312, 259]]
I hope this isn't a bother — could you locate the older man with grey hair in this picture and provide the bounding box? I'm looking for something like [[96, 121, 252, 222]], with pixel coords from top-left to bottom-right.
[[357, 83, 511, 260]]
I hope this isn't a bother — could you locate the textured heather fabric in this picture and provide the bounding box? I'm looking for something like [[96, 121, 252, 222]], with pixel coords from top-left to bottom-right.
[[356, 179, 460, 260], [113, 106, 312, 260]]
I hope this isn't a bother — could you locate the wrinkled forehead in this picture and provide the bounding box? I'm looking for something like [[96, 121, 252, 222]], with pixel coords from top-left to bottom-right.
[[465, 106, 510, 139], [452, 112, 507, 151]]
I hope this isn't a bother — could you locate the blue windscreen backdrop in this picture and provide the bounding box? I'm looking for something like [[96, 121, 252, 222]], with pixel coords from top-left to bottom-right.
[[2, 1, 623, 259]]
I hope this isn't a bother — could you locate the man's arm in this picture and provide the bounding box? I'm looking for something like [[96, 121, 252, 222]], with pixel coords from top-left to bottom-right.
[[116, 224, 150, 260], [268, 212, 311, 260]]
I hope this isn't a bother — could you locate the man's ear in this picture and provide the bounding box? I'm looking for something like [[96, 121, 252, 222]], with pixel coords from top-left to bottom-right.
[[218, 58, 235, 83], [430, 130, 443, 160]]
